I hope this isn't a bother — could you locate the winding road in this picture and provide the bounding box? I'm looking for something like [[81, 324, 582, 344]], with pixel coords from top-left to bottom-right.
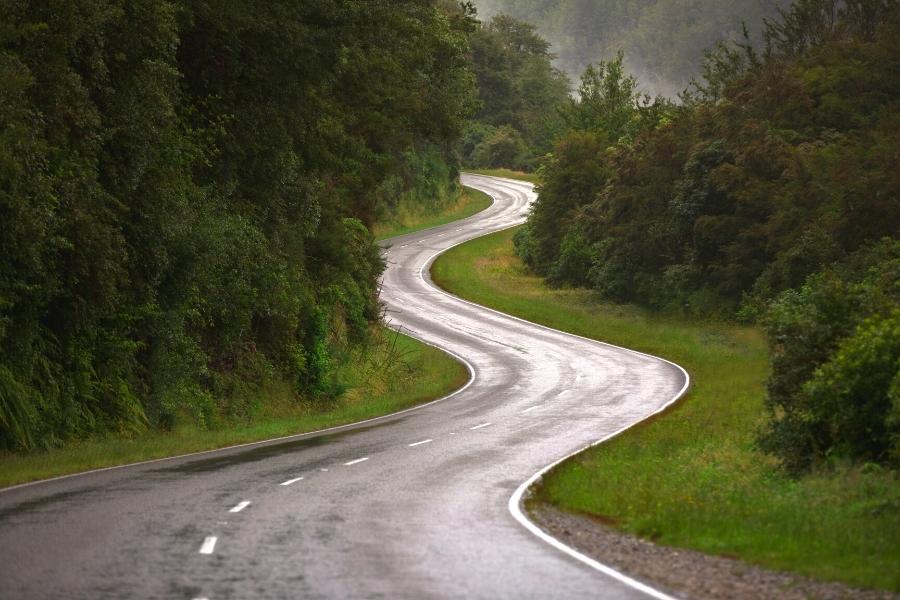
[[0, 174, 688, 599]]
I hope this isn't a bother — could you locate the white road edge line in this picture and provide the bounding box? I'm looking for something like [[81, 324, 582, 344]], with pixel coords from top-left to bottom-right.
[[199, 536, 217, 555], [343, 457, 369, 466], [408, 439, 433, 447], [280, 476, 304, 486], [470, 422, 492, 430], [522, 406, 540, 414], [229, 501, 251, 513], [420, 174, 690, 600]]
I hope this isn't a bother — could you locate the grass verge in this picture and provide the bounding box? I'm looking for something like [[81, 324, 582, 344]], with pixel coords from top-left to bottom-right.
[[374, 186, 492, 241], [431, 227, 900, 592], [464, 168, 542, 185], [0, 329, 467, 489]]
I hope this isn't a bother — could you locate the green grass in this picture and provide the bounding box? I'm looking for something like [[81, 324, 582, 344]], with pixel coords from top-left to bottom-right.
[[0, 329, 467, 488], [374, 186, 493, 241], [464, 168, 542, 185], [431, 227, 900, 592]]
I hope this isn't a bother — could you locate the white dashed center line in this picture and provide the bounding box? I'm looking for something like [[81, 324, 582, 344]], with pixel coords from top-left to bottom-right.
[[470, 422, 492, 430], [343, 457, 369, 466], [199, 536, 217, 554], [280, 476, 304, 486], [408, 439, 432, 447], [229, 501, 251, 513], [522, 406, 540, 414]]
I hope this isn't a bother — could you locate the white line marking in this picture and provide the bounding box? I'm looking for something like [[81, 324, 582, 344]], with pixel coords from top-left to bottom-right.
[[199, 536, 217, 554], [280, 476, 304, 486], [470, 422, 492, 430], [522, 406, 540, 414], [320, 468, 329, 472], [229, 501, 251, 513], [408, 439, 433, 447], [449, 432, 456, 435], [343, 457, 369, 466]]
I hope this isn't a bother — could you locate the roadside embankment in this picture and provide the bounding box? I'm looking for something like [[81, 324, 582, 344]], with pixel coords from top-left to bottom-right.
[[0, 329, 468, 489]]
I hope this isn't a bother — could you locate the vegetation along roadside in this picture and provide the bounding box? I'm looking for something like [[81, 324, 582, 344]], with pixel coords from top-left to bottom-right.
[[0, 328, 467, 489], [431, 222, 899, 592]]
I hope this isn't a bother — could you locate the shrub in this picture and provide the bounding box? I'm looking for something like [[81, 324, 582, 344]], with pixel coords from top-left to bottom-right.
[[799, 309, 900, 465]]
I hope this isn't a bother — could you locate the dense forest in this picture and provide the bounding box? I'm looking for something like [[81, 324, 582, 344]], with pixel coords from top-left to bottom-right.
[[514, 0, 900, 471], [474, 0, 788, 96], [0, 0, 477, 451]]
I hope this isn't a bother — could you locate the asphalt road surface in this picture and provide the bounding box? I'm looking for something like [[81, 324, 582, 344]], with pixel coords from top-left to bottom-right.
[[0, 174, 688, 599]]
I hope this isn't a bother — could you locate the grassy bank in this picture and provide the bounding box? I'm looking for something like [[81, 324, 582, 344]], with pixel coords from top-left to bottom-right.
[[374, 186, 493, 241], [464, 168, 542, 185], [431, 227, 900, 592], [0, 329, 467, 489]]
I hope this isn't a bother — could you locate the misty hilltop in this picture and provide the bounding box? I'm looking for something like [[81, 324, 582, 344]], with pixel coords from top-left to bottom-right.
[[473, 0, 788, 97]]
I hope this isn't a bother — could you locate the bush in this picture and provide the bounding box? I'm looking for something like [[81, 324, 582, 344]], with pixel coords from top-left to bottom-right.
[[799, 309, 900, 465], [759, 242, 900, 472], [472, 125, 531, 169]]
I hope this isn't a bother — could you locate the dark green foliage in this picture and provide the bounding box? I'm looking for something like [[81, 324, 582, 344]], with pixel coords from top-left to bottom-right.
[[519, 0, 900, 313], [462, 13, 570, 168], [0, 0, 475, 451], [760, 243, 900, 470], [515, 130, 611, 275]]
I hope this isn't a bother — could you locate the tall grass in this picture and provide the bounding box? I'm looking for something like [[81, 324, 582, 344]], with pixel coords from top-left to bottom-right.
[[431, 226, 900, 592]]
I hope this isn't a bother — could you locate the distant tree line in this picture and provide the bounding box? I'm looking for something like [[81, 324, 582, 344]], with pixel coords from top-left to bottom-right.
[[513, 0, 900, 471], [0, 0, 476, 451], [458, 10, 571, 170]]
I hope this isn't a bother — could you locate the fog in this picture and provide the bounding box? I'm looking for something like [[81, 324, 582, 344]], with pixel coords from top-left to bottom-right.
[[473, 0, 787, 98]]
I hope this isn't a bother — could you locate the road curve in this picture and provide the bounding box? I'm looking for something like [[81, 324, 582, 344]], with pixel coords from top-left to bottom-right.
[[0, 174, 687, 599]]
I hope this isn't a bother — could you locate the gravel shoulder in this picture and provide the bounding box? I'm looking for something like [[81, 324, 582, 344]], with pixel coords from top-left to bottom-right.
[[531, 504, 899, 600]]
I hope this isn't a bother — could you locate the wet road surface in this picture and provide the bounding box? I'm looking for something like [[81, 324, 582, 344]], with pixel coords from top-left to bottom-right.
[[0, 174, 687, 599]]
